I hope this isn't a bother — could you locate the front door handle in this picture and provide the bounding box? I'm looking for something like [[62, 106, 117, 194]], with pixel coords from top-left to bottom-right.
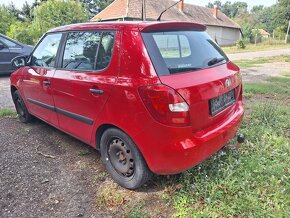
[[90, 88, 104, 95], [43, 80, 51, 86]]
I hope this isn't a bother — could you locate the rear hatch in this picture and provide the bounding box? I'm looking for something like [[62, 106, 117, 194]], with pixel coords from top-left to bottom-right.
[[142, 27, 242, 132]]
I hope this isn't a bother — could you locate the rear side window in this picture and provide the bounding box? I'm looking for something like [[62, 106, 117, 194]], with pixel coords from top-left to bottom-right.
[[142, 31, 228, 75], [62, 31, 101, 70], [31, 33, 62, 68], [62, 31, 115, 71]]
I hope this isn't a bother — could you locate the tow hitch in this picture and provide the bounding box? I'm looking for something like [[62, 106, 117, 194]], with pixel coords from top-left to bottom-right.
[[237, 134, 245, 143]]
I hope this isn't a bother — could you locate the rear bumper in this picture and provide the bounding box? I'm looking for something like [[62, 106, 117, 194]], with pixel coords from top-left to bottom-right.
[[135, 101, 244, 175]]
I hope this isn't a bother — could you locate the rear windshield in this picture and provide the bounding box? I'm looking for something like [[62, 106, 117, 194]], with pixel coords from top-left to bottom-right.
[[142, 30, 229, 76]]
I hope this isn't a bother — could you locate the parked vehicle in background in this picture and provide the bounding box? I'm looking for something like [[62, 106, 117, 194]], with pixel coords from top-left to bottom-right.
[[0, 34, 33, 75], [10, 21, 244, 189]]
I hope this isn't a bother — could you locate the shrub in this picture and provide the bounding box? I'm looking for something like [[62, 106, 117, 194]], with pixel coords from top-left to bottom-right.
[[236, 39, 246, 49]]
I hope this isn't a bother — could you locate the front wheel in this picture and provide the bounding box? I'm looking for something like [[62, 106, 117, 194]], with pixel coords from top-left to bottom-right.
[[12, 90, 33, 123], [100, 128, 152, 189]]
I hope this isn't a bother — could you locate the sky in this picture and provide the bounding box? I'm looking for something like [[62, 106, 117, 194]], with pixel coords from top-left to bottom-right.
[[0, 0, 277, 9]]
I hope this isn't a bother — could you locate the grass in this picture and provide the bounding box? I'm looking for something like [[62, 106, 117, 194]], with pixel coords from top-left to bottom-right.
[[0, 108, 16, 117], [233, 55, 290, 68], [159, 76, 290, 217], [281, 71, 290, 77], [243, 76, 290, 95], [223, 41, 290, 54]]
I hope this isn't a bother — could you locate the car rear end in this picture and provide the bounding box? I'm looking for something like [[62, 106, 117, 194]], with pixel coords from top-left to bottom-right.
[[135, 22, 244, 174]]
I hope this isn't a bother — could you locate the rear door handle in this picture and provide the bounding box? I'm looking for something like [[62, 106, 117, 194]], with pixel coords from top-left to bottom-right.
[[90, 88, 104, 95], [43, 80, 51, 86]]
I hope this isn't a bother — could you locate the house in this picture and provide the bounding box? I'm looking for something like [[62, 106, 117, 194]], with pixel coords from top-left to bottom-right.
[[91, 0, 241, 46], [256, 29, 270, 38]]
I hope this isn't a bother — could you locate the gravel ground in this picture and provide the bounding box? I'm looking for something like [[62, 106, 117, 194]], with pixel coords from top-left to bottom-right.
[[228, 48, 290, 61], [0, 118, 107, 218], [0, 76, 14, 109]]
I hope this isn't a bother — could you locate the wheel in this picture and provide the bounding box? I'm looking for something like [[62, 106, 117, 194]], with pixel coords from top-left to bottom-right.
[[100, 128, 152, 189], [12, 90, 33, 123]]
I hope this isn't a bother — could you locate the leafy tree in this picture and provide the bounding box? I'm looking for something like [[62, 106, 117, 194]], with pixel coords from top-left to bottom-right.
[[7, 21, 35, 45], [207, 1, 222, 9], [79, 0, 114, 18], [32, 0, 88, 39], [0, 5, 15, 34]]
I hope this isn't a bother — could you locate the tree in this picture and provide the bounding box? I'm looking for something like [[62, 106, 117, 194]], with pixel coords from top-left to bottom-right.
[[7, 21, 35, 45], [207, 1, 222, 9], [32, 0, 88, 39], [0, 5, 15, 34], [79, 0, 114, 18]]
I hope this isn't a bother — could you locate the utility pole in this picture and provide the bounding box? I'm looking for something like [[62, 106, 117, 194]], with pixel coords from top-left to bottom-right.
[[285, 19, 290, 44], [142, 0, 146, 21]]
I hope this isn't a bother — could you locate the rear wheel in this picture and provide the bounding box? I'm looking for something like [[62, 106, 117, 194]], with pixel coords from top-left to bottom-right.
[[12, 90, 33, 123], [100, 128, 152, 189]]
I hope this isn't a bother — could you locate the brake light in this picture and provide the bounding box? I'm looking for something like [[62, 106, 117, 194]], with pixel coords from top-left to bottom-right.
[[138, 85, 190, 127]]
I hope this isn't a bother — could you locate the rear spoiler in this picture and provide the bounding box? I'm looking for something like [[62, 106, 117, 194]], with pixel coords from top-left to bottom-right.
[[140, 22, 206, 32]]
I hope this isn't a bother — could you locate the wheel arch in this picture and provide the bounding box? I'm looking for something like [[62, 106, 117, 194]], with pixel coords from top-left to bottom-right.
[[95, 123, 121, 150]]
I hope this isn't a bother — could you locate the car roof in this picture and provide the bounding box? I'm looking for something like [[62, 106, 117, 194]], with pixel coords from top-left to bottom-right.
[[48, 21, 206, 33]]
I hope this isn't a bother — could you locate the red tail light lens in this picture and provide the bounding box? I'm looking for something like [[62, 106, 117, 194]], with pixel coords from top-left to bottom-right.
[[138, 85, 190, 127]]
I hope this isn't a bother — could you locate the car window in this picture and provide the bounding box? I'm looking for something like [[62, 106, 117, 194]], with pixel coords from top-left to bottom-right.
[[0, 36, 20, 48], [142, 31, 228, 75], [30, 33, 62, 68], [62, 31, 101, 70], [96, 32, 115, 71]]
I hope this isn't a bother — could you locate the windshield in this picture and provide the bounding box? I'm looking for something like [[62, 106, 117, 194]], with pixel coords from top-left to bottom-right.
[[142, 30, 229, 75]]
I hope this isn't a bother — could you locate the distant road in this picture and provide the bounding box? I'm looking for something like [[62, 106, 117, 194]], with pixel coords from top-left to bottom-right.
[[227, 48, 290, 61]]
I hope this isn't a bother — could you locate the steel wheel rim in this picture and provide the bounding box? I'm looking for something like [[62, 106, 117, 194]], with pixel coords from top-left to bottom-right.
[[108, 138, 135, 177]]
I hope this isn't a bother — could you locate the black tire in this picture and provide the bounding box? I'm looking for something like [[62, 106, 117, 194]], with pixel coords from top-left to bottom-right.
[[12, 90, 33, 123], [100, 128, 152, 189]]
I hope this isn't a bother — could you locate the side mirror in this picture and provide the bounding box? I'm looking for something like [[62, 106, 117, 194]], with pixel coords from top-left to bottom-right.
[[11, 56, 27, 70], [0, 44, 6, 50]]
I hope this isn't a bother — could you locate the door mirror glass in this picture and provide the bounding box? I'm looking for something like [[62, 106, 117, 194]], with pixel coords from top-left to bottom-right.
[[11, 56, 27, 69]]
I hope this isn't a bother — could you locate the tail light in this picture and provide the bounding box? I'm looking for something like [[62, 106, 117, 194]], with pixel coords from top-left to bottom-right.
[[138, 84, 190, 127]]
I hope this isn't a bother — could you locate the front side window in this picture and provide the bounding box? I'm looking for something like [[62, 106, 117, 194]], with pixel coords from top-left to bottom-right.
[[0, 36, 20, 48], [142, 30, 228, 75], [62, 31, 101, 70], [31, 33, 62, 68]]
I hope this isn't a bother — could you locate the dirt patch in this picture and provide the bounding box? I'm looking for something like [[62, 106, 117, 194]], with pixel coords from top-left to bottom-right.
[[241, 62, 290, 83], [0, 117, 171, 217]]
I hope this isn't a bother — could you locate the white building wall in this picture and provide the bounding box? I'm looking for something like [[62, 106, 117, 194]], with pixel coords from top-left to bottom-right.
[[206, 26, 241, 46]]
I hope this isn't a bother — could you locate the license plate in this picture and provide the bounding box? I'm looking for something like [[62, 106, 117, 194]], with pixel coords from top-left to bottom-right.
[[209, 89, 236, 115]]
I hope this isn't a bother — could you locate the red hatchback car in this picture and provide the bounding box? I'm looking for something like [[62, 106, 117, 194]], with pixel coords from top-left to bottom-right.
[[10, 22, 244, 189]]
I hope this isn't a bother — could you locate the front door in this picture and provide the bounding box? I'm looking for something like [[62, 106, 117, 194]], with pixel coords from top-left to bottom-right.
[[52, 31, 119, 143], [21, 33, 63, 125]]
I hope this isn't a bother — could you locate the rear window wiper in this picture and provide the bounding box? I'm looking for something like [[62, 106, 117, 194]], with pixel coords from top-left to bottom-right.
[[208, 57, 225, 66], [169, 67, 202, 74]]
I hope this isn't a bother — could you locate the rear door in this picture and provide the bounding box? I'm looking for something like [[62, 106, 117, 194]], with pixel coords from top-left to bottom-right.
[[21, 33, 62, 125], [142, 30, 242, 132], [52, 31, 119, 143]]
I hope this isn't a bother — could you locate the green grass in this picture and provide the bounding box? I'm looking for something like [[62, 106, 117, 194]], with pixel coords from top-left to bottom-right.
[[281, 71, 290, 77], [244, 76, 290, 94], [159, 76, 290, 217], [0, 108, 16, 117], [223, 41, 290, 54], [161, 102, 290, 217], [233, 55, 290, 68]]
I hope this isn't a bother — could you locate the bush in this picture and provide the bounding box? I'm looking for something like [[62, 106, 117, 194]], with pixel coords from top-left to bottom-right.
[[236, 39, 246, 49]]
